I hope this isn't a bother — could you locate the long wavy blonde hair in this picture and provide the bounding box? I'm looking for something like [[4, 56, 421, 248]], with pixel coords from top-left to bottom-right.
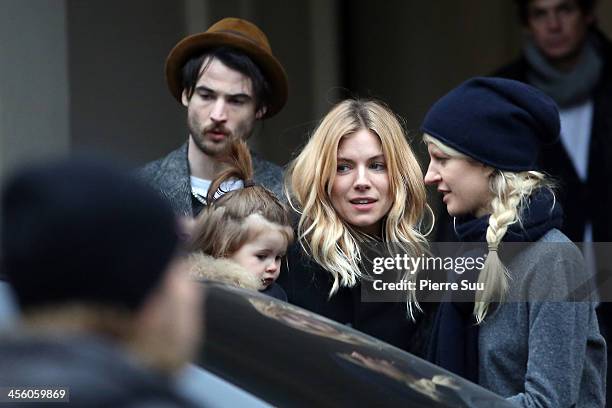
[[423, 134, 555, 323], [286, 99, 431, 295]]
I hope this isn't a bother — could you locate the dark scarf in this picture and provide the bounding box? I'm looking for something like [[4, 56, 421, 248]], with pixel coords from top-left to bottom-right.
[[454, 189, 563, 243], [427, 190, 562, 383]]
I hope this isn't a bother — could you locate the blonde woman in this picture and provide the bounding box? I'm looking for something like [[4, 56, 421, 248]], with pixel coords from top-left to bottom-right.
[[422, 77, 605, 407], [279, 99, 430, 353]]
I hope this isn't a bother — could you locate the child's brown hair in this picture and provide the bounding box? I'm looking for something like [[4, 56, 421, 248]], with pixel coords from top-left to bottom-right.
[[190, 139, 293, 257]]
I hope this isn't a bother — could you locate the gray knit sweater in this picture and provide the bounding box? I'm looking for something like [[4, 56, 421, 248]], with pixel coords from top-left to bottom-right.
[[479, 229, 606, 407]]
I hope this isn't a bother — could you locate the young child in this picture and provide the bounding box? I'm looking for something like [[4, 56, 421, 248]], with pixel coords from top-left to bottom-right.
[[189, 139, 293, 301]]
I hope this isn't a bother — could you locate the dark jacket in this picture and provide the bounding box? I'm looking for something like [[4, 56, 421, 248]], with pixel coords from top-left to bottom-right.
[[277, 243, 425, 355], [0, 333, 200, 407], [261, 282, 288, 301], [493, 29, 612, 243], [137, 143, 284, 216]]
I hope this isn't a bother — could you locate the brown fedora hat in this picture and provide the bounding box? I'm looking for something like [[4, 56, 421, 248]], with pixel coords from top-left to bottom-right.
[[165, 17, 288, 118]]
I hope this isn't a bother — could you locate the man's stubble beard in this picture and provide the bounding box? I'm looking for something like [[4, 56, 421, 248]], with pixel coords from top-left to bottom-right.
[[191, 132, 231, 157], [188, 118, 254, 158]]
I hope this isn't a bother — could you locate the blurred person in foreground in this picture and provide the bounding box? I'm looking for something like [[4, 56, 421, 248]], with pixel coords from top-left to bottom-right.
[[0, 157, 203, 407]]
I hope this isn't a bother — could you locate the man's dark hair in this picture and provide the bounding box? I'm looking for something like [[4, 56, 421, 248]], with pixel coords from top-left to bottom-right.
[[181, 47, 271, 114], [514, 0, 597, 25]]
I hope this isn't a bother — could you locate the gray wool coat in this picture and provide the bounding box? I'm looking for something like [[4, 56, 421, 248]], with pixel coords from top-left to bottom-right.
[[479, 229, 606, 407], [137, 143, 284, 216]]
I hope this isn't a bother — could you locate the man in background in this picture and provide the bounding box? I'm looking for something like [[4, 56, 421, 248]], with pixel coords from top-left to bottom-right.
[[139, 17, 288, 216], [495, 0, 612, 245]]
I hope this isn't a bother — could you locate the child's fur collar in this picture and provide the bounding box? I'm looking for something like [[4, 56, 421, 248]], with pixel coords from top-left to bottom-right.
[[187, 252, 261, 291]]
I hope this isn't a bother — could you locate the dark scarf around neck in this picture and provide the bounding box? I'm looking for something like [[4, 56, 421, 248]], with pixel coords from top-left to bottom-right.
[[454, 189, 563, 243]]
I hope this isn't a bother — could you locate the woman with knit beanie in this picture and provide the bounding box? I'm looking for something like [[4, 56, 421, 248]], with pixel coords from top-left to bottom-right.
[[421, 77, 606, 407]]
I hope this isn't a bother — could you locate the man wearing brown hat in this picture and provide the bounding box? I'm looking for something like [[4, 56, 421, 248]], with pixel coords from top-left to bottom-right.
[[139, 17, 288, 216]]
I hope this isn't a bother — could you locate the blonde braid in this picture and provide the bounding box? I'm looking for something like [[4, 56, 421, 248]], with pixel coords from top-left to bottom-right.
[[474, 170, 549, 323]]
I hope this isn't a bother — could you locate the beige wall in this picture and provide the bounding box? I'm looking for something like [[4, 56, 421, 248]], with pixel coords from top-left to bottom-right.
[[67, 0, 186, 164], [0, 0, 70, 177]]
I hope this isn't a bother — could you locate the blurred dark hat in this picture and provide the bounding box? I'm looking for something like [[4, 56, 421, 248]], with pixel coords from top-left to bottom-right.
[[421, 77, 560, 171], [1, 156, 179, 312], [165, 17, 288, 118]]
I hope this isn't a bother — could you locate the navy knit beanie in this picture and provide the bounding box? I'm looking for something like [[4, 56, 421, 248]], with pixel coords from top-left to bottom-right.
[[1, 156, 179, 312], [421, 77, 560, 171]]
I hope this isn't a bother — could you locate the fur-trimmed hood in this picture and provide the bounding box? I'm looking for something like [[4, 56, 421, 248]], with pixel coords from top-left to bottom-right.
[[187, 252, 261, 291]]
